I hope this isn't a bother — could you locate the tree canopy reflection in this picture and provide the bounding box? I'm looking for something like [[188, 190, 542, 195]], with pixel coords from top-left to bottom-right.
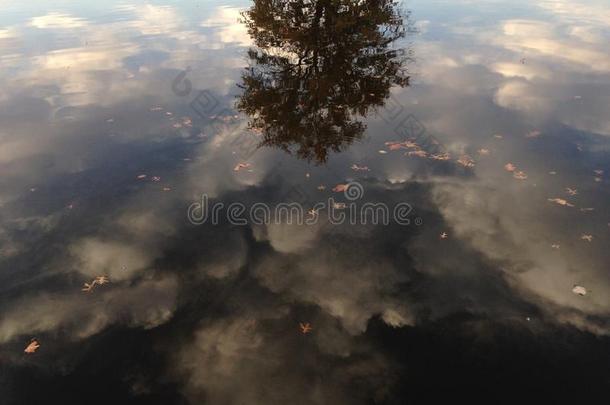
[[236, 0, 412, 163]]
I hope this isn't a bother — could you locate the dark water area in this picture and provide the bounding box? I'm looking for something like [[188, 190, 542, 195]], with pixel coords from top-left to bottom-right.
[[1, 0, 610, 403]]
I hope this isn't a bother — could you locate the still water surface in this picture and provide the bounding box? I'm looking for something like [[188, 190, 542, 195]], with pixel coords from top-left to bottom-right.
[[1, 0, 610, 403]]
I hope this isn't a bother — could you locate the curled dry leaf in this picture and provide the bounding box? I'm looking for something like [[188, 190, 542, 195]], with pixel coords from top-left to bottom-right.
[[513, 171, 528, 180], [526, 130, 541, 138], [82, 276, 110, 292], [351, 164, 370, 172], [24, 339, 40, 354], [504, 163, 517, 172], [299, 323, 313, 334], [430, 153, 451, 161], [572, 285, 587, 296], [548, 198, 574, 207], [407, 150, 428, 158], [332, 184, 348, 193], [580, 234, 593, 242], [233, 163, 251, 172], [457, 155, 475, 168]]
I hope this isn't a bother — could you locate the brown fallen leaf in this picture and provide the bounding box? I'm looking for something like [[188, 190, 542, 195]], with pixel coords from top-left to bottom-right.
[[82, 276, 110, 292], [566, 187, 578, 196], [332, 184, 348, 192], [504, 163, 517, 172], [526, 130, 541, 138], [351, 164, 370, 172], [457, 155, 475, 168], [407, 150, 428, 158], [548, 198, 574, 207], [513, 171, 528, 180], [24, 339, 40, 354], [233, 163, 251, 172], [477, 148, 490, 156], [572, 285, 587, 296], [581, 234, 593, 242], [430, 153, 451, 161], [299, 322, 313, 334]]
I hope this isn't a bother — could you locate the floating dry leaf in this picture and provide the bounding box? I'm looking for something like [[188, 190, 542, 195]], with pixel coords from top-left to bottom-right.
[[430, 153, 451, 161], [504, 163, 516, 172], [233, 163, 251, 172], [333, 184, 348, 193], [580, 234, 593, 242], [457, 155, 475, 168], [526, 130, 541, 138], [548, 198, 574, 207], [351, 164, 370, 172], [572, 285, 587, 296], [477, 148, 490, 155], [513, 171, 528, 180], [299, 323, 313, 334], [566, 188, 578, 196], [407, 150, 428, 158], [24, 339, 40, 354], [82, 276, 110, 292]]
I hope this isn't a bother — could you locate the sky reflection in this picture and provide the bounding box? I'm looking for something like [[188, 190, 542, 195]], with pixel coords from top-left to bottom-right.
[[1, 0, 610, 403]]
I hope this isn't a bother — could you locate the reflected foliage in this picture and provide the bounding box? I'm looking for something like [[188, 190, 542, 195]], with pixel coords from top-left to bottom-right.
[[236, 0, 412, 163]]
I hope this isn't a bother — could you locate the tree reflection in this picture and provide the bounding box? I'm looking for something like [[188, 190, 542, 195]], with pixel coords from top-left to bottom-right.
[[236, 0, 412, 163]]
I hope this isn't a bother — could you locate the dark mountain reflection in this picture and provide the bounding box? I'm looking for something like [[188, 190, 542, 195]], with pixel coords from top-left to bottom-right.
[[236, 0, 411, 163]]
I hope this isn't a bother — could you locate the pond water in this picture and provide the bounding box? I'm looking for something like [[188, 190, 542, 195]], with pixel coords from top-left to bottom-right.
[[1, 0, 609, 403]]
